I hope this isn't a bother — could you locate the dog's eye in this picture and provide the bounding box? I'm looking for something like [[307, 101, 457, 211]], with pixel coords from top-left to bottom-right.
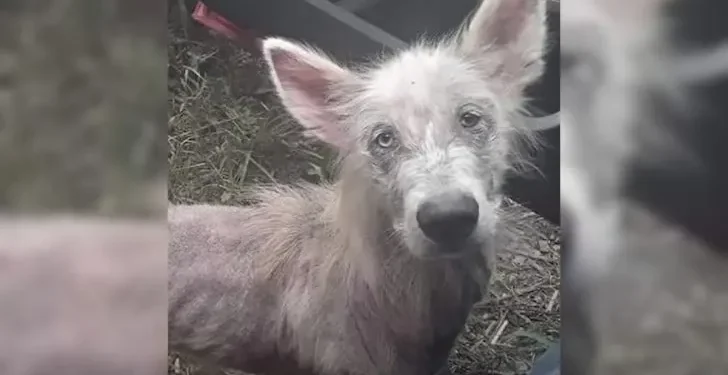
[[460, 111, 483, 128], [375, 131, 395, 148]]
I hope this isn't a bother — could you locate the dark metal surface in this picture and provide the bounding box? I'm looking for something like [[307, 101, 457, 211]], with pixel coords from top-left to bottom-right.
[[333, 0, 385, 13], [354, 0, 480, 42], [201, 0, 407, 61]]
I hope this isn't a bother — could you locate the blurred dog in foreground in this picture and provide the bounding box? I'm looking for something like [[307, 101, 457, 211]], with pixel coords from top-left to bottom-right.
[[0, 216, 167, 375], [561, 0, 728, 374]]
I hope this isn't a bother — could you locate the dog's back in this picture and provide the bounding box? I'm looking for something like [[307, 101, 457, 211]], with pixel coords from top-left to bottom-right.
[[168, 185, 341, 373]]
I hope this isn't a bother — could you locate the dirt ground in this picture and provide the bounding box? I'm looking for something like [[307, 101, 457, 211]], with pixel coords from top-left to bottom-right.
[[167, 4, 560, 375]]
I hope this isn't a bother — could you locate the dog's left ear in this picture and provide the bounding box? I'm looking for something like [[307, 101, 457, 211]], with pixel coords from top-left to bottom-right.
[[459, 0, 548, 90]]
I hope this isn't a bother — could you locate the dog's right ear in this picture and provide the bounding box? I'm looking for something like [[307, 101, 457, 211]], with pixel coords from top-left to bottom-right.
[[261, 37, 356, 150], [458, 0, 548, 91]]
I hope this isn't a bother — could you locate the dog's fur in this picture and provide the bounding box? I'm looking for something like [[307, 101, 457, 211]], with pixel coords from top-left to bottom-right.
[[561, 0, 728, 374], [168, 1, 548, 374], [0, 216, 167, 375]]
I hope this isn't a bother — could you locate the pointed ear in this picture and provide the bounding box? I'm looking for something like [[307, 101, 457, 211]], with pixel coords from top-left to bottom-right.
[[262, 37, 354, 149], [459, 0, 548, 90]]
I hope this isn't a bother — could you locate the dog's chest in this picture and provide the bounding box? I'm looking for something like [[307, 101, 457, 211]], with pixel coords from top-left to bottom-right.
[[347, 273, 481, 374]]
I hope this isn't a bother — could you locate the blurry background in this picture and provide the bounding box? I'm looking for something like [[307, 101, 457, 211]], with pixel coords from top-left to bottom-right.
[[0, 1, 168, 375], [0, 0, 167, 217]]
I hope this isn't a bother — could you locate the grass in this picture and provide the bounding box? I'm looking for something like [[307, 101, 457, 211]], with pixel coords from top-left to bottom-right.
[[167, 4, 560, 374]]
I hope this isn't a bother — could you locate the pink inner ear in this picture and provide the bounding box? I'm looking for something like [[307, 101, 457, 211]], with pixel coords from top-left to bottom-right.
[[487, 0, 530, 46], [271, 50, 331, 109], [269, 49, 348, 148]]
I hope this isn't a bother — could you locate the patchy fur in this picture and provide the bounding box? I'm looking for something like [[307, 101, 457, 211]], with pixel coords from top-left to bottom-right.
[[168, 1, 548, 374]]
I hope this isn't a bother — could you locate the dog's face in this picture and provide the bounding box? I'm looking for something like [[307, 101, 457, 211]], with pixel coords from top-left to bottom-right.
[[262, 0, 547, 259]]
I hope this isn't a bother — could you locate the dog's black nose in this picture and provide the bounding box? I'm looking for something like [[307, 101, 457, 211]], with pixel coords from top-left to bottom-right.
[[416, 192, 479, 246]]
